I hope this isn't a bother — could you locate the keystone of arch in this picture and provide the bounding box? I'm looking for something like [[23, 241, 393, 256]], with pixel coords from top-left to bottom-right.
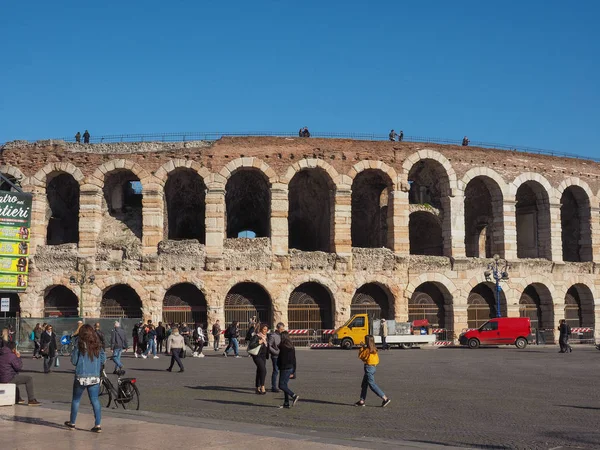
[[347, 160, 398, 189], [401, 149, 458, 192], [459, 167, 508, 196], [509, 172, 556, 202], [280, 159, 340, 187], [88, 159, 152, 189], [154, 159, 212, 187], [32, 162, 85, 187], [218, 157, 278, 185], [404, 272, 458, 302]]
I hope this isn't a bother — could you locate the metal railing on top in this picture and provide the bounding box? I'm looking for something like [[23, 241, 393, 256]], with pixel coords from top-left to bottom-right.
[[1, 131, 598, 163]]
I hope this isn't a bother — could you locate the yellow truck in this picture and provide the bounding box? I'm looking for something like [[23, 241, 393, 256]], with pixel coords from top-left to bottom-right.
[[331, 314, 437, 349]]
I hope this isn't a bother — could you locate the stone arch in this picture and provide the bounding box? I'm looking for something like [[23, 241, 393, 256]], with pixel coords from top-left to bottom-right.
[[224, 282, 273, 337], [513, 174, 553, 259], [32, 162, 85, 187], [409, 211, 443, 255], [281, 158, 340, 186], [163, 167, 207, 242], [94, 276, 150, 305], [405, 273, 458, 302], [559, 183, 592, 262], [100, 284, 144, 318], [288, 166, 336, 252], [218, 157, 278, 185], [44, 285, 79, 317], [46, 171, 80, 245], [518, 282, 554, 341], [467, 282, 507, 329], [0, 165, 27, 190], [89, 160, 151, 190], [407, 281, 454, 332], [463, 173, 505, 258], [351, 167, 394, 249], [348, 161, 397, 188], [459, 167, 508, 194], [225, 168, 271, 238], [162, 282, 208, 325], [154, 159, 212, 187], [288, 281, 335, 330], [564, 283, 595, 328], [351, 283, 394, 320], [402, 149, 458, 193]]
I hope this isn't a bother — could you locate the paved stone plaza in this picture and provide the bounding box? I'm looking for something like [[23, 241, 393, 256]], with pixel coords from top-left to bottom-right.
[[8, 346, 600, 449]]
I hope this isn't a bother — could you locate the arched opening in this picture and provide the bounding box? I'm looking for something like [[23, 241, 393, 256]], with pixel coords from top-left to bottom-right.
[[289, 169, 334, 252], [224, 283, 272, 339], [516, 181, 551, 259], [164, 168, 206, 243], [564, 284, 595, 328], [467, 283, 507, 329], [102, 170, 143, 240], [162, 283, 208, 325], [408, 282, 453, 335], [0, 292, 19, 317], [0, 173, 20, 192], [288, 282, 334, 331], [101, 284, 143, 318], [46, 172, 80, 245], [351, 283, 393, 319], [464, 176, 504, 258], [409, 212, 443, 256], [519, 283, 554, 342], [561, 186, 592, 262], [351, 170, 392, 249], [44, 286, 79, 317], [226, 170, 270, 238]]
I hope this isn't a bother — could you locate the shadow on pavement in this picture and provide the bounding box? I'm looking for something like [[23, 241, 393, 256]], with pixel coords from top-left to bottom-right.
[[0, 414, 66, 430], [131, 368, 170, 372], [199, 399, 275, 408], [299, 398, 349, 407], [556, 404, 600, 411], [185, 385, 256, 395]]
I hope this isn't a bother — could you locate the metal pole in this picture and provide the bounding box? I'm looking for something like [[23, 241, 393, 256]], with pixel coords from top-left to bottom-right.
[[496, 277, 501, 318]]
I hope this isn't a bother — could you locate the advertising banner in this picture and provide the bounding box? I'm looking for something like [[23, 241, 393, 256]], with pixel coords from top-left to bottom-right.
[[0, 191, 32, 291]]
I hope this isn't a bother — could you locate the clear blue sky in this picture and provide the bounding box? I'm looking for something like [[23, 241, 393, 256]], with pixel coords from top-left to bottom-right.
[[1, 1, 599, 156]]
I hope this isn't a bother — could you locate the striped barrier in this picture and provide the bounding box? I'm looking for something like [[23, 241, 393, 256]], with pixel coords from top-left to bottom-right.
[[288, 329, 310, 335], [434, 341, 453, 346], [310, 343, 332, 348], [321, 329, 335, 335], [431, 328, 445, 334], [571, 327, 593, 333]]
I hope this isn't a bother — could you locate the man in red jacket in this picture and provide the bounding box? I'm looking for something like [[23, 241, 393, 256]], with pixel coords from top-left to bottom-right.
[[0, 342, 40, 406]]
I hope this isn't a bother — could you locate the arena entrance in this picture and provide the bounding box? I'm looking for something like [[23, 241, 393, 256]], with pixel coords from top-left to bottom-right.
[[288, 282, 334, 332], [350, 283, 392, 320], [519, 284, 554, 343], [224, 283, 272, 339], [101, 284, 143, 318], [162, 283, 207, 325], [467, 283, 507, 329], [44, 286, 79, 317], [408, 282, 453, 339]]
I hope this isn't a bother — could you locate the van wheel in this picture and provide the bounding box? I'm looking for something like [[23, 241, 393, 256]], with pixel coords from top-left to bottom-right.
[[515, 338, 527, 349], [341, 338, 353, 350], [468, 338, 480, 349], [400, 343, 412, 349]]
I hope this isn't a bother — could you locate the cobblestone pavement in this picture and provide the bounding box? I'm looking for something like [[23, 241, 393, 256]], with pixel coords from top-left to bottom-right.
[[17, 345, 600, 449]]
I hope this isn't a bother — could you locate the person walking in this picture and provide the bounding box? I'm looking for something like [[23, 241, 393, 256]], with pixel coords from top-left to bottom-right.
[[110, 321, 128, 374], [75, 131, 81, 143], [277, 332, 299, 409], [32, 323, 43, 359], [380, 319, 389, 350], [142, 324, 158, 359], [248, 323, 269, 395], [83, 130, 90, 144], [156, 322, 166, 354], [132, 321, 140, 357], [354, 335, 391, 407], [268, 322, 285, 392], [558, 319, 572, 353], [64, 324, 106, 433], [166, 327, 185, 373], [94, 323, 105, 349], [211, 320, 222, 351], [223, 321, 240, 358], [0, 341, 41, 406], [192, 323, 205, 358], [40, 324, 58, 374]]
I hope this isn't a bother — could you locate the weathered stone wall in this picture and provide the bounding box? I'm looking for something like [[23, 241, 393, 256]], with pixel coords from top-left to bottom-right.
[[2, 137, 599, 340]]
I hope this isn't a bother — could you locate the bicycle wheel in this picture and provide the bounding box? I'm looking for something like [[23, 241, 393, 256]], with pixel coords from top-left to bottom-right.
[[98, 380, 112, 408], [117, 381, 140, 411], [60, 345, 70, 356]]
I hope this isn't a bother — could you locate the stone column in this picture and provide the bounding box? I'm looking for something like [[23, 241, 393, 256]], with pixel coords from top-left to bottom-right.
[[506, 304, 520, 318], [447, 192, 466, 258], [78, 186, 103, 258], [452, 305, 468, 337], [503, 199, 518, 260], [333, 187, 352, 254], [390, 189, 410, 254], [141, 184, 163, 256], [28, 185, 46, 252], [549, 202, 563, 262], [270, 183, 288, 256], [590, 206, 600, 262], [205, 186, 225, 269]]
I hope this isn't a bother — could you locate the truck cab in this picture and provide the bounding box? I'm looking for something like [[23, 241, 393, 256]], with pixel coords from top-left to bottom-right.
[[332, 314, 369, 349]]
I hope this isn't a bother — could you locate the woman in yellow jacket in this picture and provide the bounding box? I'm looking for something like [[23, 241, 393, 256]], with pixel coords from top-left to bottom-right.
[[355, 335, 391, 407]]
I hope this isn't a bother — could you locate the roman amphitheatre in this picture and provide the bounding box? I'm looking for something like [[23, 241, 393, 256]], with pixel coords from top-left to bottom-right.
[[1, 135, 598, 342]]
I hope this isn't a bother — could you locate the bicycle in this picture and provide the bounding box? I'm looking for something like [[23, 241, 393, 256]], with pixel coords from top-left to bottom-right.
[[98, 357, 140, 410], [60, 335, 74, 356]]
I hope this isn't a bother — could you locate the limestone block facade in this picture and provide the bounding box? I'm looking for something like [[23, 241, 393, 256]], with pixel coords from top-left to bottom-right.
[[1, 137, 599, 341]]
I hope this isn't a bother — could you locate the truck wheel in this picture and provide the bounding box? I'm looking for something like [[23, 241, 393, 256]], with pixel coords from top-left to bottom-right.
[[341, 338, 353, 350], [515, 337, 527, 349], [400, 343, 412, 349], [468, 338, 480, 349]]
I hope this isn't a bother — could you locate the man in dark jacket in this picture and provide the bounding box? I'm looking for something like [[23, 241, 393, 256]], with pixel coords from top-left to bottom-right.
[[94, 322, 105, 348], [110, 321, 129, 373], [156, 321, 166, 354], [0, 342, 40, 405], [39, 325, 57, 373], [558, 319, 572, 353]]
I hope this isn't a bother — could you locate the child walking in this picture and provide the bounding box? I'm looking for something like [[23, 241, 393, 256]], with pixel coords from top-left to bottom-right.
[[355, 335, 391, 407]]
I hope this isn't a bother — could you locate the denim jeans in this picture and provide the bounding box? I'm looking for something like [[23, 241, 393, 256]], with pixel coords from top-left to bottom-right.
[[360, 365, 385, 400], [70, 380, 101, 427], [144, 339, 156, 356], [225, 338, 239, 356], [113, 348, 123, 369], [278, 368, 295, 405], [43, 356, 56, 373], [213, 335, 220, 351], [271, 356, 279, 390]]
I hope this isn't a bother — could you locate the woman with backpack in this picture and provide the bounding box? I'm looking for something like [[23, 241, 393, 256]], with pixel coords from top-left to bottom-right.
[[277, 331, 299, 408], [355, 335, 391, 408], [64, 324, 106, 432], [248, 323, 269, 395], [223, 321, 240, 358]]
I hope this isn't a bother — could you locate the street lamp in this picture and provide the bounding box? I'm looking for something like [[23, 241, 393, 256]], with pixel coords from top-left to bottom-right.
[[484, 254, 509, 318], [69, 265, 95, 321]]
